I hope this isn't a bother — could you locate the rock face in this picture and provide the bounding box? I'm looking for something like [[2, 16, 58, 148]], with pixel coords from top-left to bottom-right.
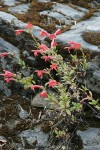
[[77, 128, 100, 150], [56, 16, 100, 52], [8, 4, 30, 14], [83, 56, 100, 94], [18, 126, 49, 148]]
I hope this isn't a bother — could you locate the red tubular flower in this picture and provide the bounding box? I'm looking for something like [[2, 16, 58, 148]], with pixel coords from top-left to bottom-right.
[[49, 34, 56, 40], [31, 49, 44, 57], [46, 80, 59, 87], [40, 30, 49, 37], [40, 91, 48, 98], [0, 70, 16, 78], [42, 56, 55, 62], [15, 29, 25, 36], [35, 70, 46, 78], [54, 29, 62, 35], [4, 77, 15, 83], [0, 70, 16, 83], [31, 85, 42, 91], [51, 39, 57, 47], [26, 22, 33, 29], [48, 29, 62, 39], [0, 52, 10, 58], [64, 41, 81, 52], [40, 29, 62, 40], [50, 63, 58, 70], [39, 44, 49, 51]]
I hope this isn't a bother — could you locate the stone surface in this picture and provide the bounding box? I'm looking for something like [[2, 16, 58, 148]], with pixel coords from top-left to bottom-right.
[[38, 0, 50, 2], [40, 2, 86, 26], [8, 4, 30, 14], [93, 70, 100, 81], [3, 0, 20, 6], [77, 128, 100, 150], [0, 37, 19, 54], [56, 16, 100, 52], [18, 126, 48, 147], [31, 92, 51, 108], [52, 3, 85, 20], [0, 11, 44, 39]]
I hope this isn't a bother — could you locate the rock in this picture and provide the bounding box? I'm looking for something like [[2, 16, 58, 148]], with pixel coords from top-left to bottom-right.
[[0, 136, 7, 146], [0, 37, 19, 54], [38, 0, 50, 2], [52, 3, 85, 20], [31, 90, 58, 108], [31, 92, 51, 108], [82, 20, 100, 46], [0, 11, 44, 39], [79, 56, 100, 94], [56, 16, 100, 52], [3, 0, 20, 6], [0, 11, 27, 28], [8, 4, 30, 14], [40, 2, 86, 27], [18, 126, 48, 147], [77, 128, 100, 150], [18, 105, 30, 119], [93, 70, 100, 81]]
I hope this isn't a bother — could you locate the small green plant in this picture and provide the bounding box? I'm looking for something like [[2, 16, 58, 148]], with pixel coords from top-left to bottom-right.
[[0, 22, 99, 126]]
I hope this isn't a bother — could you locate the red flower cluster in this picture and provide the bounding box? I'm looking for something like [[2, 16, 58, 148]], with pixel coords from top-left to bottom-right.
[[65, 41, 81, 52], [50, 63, 58, 70], [0, 52, 10, 58], [51, 39, 57, 47], [15, 29, 25, 36], [31, 49, 44, 57], [0, 70, 16, 83], [26, 22, 33, 29], [42, 56, 55, 62], [40, 91, 48, 98], [31, 85, 42, 91], [46, 80, 59, 87], [40, 29, 62, 40], [39, 44, 49, 51], [15, 22, 33, 36], [35, 70, 46, 78]]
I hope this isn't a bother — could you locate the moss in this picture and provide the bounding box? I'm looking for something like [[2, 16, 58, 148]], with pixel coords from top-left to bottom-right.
[[82, 31, 100, 46], [13, 0, 55, 33], [78, 9, 97, 22]]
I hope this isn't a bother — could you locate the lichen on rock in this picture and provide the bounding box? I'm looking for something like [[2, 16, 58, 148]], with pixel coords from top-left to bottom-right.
[[82, 31, 100, 46]]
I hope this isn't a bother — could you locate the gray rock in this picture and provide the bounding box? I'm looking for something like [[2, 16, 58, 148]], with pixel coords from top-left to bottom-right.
[[52, 3, 85, 20], [31, 90, 59, 108], [38, 0, 50, 2], [0, 11, 44, 39], [8, 4, 30, 14], [0, 11, 27, 28], [40, 11, 71, 25], [80, 57, 100, 94], [86, 20, 100, 32], [31, 92, 50, 108], [93, 70, 100, 81], [3, 0, 20, 6], [0, 136, 7, 146], [77, 128, 100, 150], [40, 2, 86, 27], [18, 127, 48, 147], [18, 105, 30, 119], [0, 37, 19, 54], [56, 16, 100, 52]]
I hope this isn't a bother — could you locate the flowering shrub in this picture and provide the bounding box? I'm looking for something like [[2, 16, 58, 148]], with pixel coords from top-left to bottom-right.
[[0, 22, 99, 126]]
